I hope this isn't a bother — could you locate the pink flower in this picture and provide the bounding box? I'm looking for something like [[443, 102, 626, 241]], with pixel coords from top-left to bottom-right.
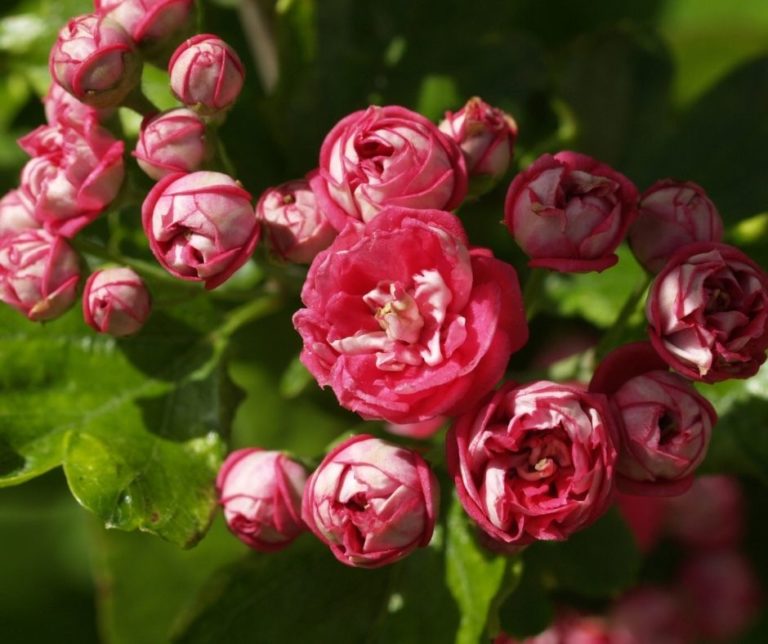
[[310, 105, 468, 230], [301, 435, 438, 568], [83, 267, 151, 336], [18, 119, 125, 237], [664, 475, 744, 549], [168, 34, 244, 116], [611, 586, 693, 644], [292, 207, 528, 423], [629, 180, 723, 274], [590, 342, 715, 496], [646, 242, 768, 382], [217, 448, 307, 552], [141, 171, 260, 289], [439, 96, 518, 182], [49, 13, 142, 108], [0, 229, 80, 321], [504, 151, 638, 272], [447, 381, 618, 545], [0, 189, 39, 236], [498, 612, 618, 644], [384, 416, 446, 440], [95, 0, 194, 46], [133, 108, 207, 180], [43, 83, 108, 128], [255, 178, 337, 264]]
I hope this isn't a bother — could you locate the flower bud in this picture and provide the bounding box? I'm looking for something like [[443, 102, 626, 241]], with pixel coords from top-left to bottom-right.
[[384, 416, 445, 440], [0, 189, 39, 235], [439, 97, 517, 187], [504, 151, 638, 272], [256, 179, 336, 264], [302, 435, 439, 568], [44, 83, 109, 128], [217, 448, 307, 552], [49, 13, 142, 109], [168, 34, 244, 116], [95, 0, 194, 47], [141, 171, 260, 289], [83, 267, 151, 336], [0, 230, 80, 321], [629, 180, 724, 273], [615, 493, 666, 552], [611, 586, 693, 644], [133, 108, 207, 180]]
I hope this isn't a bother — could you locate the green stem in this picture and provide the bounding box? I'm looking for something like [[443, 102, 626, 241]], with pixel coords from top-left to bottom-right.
[[205, 126, 238, 177], [212, 293, 283, 343], [595, 273, 653, 359], [122, 87, 159, 117], [523, 268, 546, 320]]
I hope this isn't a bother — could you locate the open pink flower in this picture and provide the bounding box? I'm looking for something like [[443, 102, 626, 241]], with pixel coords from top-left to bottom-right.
[[95, 0, 194, 46], [83, 267, 151, 336], [446, 381, 618, 545], [217, 448, 307, 552], [504, 151, 638, 272], [293, 207, 528, 423], [310, 105, 468, 230], [301, 435, 438, 568], [133, 108, 207, 180], [646, 242, 768, 382]]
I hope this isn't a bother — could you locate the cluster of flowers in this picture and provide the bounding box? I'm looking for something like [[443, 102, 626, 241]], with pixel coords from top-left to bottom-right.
[[495, 476, 761, 643]]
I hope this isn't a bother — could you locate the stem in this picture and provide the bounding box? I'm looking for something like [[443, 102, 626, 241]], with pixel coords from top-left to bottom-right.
[[239, 0, 280, 94], [595, 273, 652, 359], [210, 293, 283, 346], [205, 126, 238, 177], [122, 87, 160, 117], [523, 268, 546, 320]]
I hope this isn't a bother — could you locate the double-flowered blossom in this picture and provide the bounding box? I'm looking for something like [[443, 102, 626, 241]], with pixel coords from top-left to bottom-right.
[[142, 171, 260, 289], [446, 381, 618, 545], [310, 105, 468, 230], [293, 207, 528, 424], [646, 242, 768, 382], [302, 435, 438, 568], [134, 108, 208, 180], [0, 230, 80, 321], [217, 449, 307, 552], [49, 13, 142, 108], [83, 267, 151, 336], [95, 0, 194, 47], [590, 342, 716, 496], [629, 180, 723, 274], [504, 151, 638, 272]]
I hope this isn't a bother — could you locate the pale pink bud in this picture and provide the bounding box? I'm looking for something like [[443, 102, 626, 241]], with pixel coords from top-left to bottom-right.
[[629, 180, 723, 273], [504, 151, 638, 272], [141, 171, 260, 289], [0, 189, 39, 236], [133, 108, 207, 180], [44, 82, 109, 128], [217, 448, 307, 552], [49, 13, 142, 109], [302, 435, 439, 568], [83, 267, 151, 336], [95, 0, 194, 46], [439, 97, 517, 182], [0, 230, 80, 321], [168, 34, 244, 116], [255, 179, 337, 264]]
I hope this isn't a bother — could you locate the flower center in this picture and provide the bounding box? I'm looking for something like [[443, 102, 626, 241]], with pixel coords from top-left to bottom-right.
[[514, 433, 572, 482]]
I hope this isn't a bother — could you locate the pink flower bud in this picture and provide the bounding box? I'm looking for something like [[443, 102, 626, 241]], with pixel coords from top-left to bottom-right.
[[0, 189, 39, 235], [384, 416, 445, 440], [446, 381, 618, 545], [629, 180, 724, 273], [664, 475, 745, 549], [310, 105, 468, 230], [439, 97, 518, 181], [141, 171, 260, 289], [18, 120, 125, 238], [83, 267, 151, 336], [168, 34, 244, 116], [255, 179, 337, 264], [615, 493, 666, 552], [679, 549, 761, 641], [0, 230, 80, 321], [611, 586, 693, 644], [504, 151, 638, 272], [302, 435, 439, 568], [133, 108, 207, 180], [95, 0, 194, 46], [49, 13, 142, 108], [44, 83, 109, 128], [217, 448, 307, 552], [646, 242, 768, 382], [590, 342, 715, 496]]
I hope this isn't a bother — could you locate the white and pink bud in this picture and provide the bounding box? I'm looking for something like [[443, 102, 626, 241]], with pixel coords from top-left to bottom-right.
[[168, 34, 244, 116], [141, 171, 260, 289], [43, 82, 109, 128], [0, 230, 80, 321], [0, 189, 39, 236], [49, 13, 142, 108], [83, 267, 151, 336], [95, 0, 195, 47], [133, 108, 207, 180], [217, 448, 308, 552], [629, 180, 724, 273], [255, 179, 336, 264]]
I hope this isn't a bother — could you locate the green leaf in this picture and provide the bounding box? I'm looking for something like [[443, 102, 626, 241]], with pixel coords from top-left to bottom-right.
[[445, 494, 508, 644], [499, 561, 554, 639]]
